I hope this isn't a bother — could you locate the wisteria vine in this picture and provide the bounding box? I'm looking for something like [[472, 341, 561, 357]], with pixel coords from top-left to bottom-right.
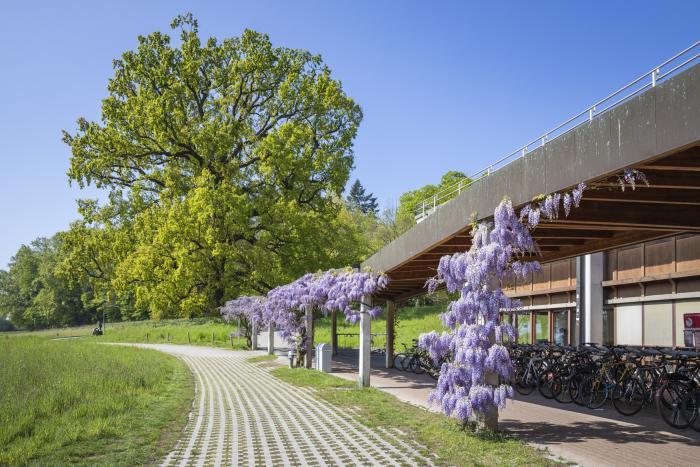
[[420, 167, 649, 425], [220, 295, 266, 348], [223, 269, 389, 365]]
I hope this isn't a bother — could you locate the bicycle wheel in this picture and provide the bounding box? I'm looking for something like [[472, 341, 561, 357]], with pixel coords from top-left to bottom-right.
[[409, 356, 426, 374], [680, 388, 700, 432], [656, 380, 692, 429], [393, 353, 407, 371], [587, 378, 609, 409], [570, 373, 589, 406], [514, 367, 535, 395], [538, 370, 557, 399], [613, 378, 646, 416], [553, 375, 574, 404]]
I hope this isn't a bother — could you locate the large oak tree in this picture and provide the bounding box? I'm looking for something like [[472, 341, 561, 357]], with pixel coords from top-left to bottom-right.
[[62, 15, 367, 318]]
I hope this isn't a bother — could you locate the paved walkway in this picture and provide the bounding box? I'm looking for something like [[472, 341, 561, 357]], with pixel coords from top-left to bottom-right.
[[330, 350, 700, 467], [136, 344, 436, 466]]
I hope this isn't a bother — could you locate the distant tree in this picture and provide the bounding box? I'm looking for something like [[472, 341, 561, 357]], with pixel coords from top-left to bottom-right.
[[347, 179, 379, 214], [0, 236, 99, 330], [395, 170, 470, 232]]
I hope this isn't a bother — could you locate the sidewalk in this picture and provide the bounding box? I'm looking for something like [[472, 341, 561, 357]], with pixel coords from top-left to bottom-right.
[[330, 350, 700, 467]]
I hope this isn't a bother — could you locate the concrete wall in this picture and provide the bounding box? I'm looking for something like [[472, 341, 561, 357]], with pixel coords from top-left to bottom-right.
[[363, 63, 700, 274]]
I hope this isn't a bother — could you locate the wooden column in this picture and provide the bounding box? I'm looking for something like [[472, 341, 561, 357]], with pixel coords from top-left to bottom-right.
[[267, 323, 275, 355], [359, 296, 371, 387], [385, 300, 395, 368], [331, 310, 338, 356], [305, 307, 314, 369]]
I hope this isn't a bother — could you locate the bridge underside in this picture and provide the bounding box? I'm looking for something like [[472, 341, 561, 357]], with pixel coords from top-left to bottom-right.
[[366, 63, 700, 302], [374, 146, 700, 301]]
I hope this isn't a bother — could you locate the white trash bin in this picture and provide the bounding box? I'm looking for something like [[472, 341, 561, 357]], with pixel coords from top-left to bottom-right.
[[315, 343, 332, 373]]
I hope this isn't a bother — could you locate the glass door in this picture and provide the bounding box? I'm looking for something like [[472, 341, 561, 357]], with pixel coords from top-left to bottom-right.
[[553, 310, 569, 345], [535, 312, 550, 344]]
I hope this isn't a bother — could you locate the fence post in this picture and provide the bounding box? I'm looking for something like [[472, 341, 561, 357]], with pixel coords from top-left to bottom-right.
[[146, 333, 149, 343], [212, 332, 215, 346], [188, 331, 191, 344], [230, 335, 234, 348]]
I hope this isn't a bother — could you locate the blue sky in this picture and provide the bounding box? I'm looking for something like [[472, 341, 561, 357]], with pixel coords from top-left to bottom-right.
[[1, 0, 699, 268]]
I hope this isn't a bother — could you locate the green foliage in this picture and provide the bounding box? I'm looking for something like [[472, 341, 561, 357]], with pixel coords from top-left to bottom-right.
[[0, 337, 192, 465], [271, 368, 551, 466], [0, 236, 100, 330], [61, 15, 367, 319], [347, 179, 378, 214], [395, 171, 470, 233]]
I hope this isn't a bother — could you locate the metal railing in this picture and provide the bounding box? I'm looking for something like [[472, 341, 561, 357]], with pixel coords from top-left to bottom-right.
[[414, 41, 700, 222]]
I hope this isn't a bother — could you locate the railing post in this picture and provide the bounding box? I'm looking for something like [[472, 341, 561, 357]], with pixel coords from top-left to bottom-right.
[[652, 68, 658, 87], [433, 194, 436, 209], [589, 105, 595, 121], [457, 180, 462, 195]]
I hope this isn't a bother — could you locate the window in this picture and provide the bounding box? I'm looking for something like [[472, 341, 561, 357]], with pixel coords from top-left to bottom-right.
[[553, 310, 569, 345], [602, 307, 614, 345], [517, 312, 531, 344]]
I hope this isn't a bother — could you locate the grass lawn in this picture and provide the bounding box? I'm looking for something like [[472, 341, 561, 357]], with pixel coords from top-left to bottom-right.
[[7, 304, 447, 353], [270, 366, 554, 466], [17, 318, 246, 350], [0, 336, 193, 466]]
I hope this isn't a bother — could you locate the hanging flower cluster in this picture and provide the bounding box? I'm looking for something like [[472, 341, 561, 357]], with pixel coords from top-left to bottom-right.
[[220, 295, 266, 348], [617, 168, 649, 191], [264, 269, 388, 354], [420, 199, 540, 422], [518, 182, 586, 228]]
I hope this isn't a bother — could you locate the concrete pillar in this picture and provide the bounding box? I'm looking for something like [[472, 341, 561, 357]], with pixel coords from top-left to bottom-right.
[[251, 321, 258, 350], [385, 300, 395, 368], [331, 310, 338, 356], [305, 307, 314, 369], [359, 296, 371, 388], [267, 323, 275, 355], [478, 371, 500, 431], [576, 253, 605, 345]]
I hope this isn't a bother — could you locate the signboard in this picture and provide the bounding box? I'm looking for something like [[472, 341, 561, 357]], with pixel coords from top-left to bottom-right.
[[683, 313, 700, 348], [683, 313, 700, 329]]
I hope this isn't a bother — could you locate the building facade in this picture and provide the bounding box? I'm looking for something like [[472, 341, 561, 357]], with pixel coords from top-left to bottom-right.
[[505, 234, 700, 347]]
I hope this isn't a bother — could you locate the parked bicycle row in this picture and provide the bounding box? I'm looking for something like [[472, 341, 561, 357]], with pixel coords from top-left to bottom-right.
[[390, 339, 700, 431], [512, 343, 700, 432], [392, 340, 443, 380]]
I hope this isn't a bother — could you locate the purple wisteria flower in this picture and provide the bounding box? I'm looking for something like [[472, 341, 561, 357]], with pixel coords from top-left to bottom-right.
[[419, 199, 540, 422]]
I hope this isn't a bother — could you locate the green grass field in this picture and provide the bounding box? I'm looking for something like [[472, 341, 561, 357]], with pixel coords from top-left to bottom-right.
[[0, 336, 193, 466], [270, 366, 553, 466], [16, 318, 247, 350], [6, 304, 447, 353]]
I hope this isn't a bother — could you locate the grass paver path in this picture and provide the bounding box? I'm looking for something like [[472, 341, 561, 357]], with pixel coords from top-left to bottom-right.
[[136, 344, 434, 466]]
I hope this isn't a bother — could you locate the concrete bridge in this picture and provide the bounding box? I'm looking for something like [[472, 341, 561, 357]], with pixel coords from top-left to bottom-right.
[[353, 49, 700, 387]]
